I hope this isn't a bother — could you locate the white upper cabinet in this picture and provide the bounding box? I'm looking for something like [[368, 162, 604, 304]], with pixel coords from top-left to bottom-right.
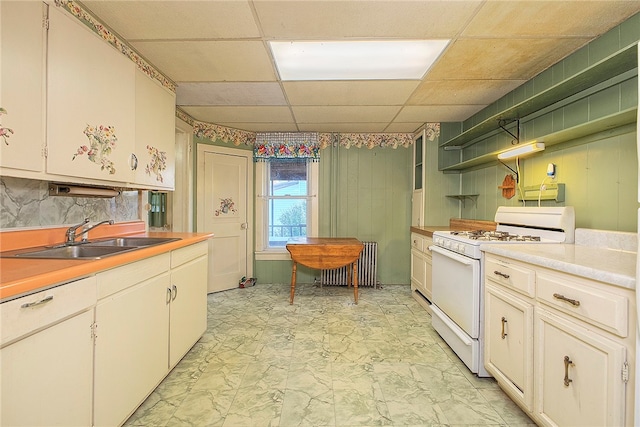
[[46, 5, 135, 184], [0, 1, 46, 173], [133, 70, 176, 189]]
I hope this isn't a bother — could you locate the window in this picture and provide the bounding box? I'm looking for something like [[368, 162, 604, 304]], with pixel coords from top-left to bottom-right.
[[255, 159, 318, 259]]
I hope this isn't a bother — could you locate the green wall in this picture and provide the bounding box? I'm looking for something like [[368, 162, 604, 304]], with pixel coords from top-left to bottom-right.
[[439, 13, 639, 231], [254, 143, 412, 285], [195, 135, 413, 285]]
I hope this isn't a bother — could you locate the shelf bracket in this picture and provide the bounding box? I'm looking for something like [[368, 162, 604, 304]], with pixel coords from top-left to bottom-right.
[[498, 118, 520, 144], [499, 158, 520, 183]]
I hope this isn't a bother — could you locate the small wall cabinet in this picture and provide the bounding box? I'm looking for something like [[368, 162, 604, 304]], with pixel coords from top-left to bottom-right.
[[0, 1, 46, 173], [133, 69, 177, 190], [47, 4, 136, 184]]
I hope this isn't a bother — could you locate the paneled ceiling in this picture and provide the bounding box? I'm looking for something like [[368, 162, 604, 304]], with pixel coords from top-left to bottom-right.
[[81, 1, 640, 134]]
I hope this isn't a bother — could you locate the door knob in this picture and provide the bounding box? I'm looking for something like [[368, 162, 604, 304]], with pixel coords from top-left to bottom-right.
[[241, 223, 248, 229]]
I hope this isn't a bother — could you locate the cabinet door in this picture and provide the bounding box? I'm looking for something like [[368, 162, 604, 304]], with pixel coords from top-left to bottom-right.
[[485, 284, 534, 410], [133, 69, 176, 189], [169, 255, 208, 367], [424, 237, 433, 301], [94, 273, 170, 427], [0, 1, 45, 173], [46, 5, 135, 184], [0, 310, 94, 426], [410, 248, 427, 296], [535, 309, 626, 427]]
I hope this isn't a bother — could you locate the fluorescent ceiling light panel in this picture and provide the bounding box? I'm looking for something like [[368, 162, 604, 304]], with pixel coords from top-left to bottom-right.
[[269, 40, 449, 81], [497, 142, 545, 160]]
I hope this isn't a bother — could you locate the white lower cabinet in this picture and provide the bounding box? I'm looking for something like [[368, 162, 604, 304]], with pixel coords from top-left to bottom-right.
[[410, 232, 432, 311], [485, 283, 534, 410], [484, 253, 635, 426], [169, 245, 208, 367], [94, 242, 208, 427], [94, 262, 170, 427], [536, 309, 626, 427], [0, 277, 96, 427]]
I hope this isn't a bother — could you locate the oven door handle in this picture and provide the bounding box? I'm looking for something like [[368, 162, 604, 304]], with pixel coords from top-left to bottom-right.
[[429, 245, 473, 266]]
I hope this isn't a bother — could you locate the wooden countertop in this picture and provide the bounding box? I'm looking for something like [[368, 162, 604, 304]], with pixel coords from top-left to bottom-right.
[[411, 218, 497, 237], [0, 221, 213, 302], [410, 226, 450, 237]]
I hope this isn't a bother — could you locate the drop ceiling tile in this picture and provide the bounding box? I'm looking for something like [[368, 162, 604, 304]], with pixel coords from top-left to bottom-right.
[[409, 80, 526, 105], [283, 81, 420, 106], [427, 38, 591, 81], [130, 41, 276, 82], [464, 1, 640, 37], [298, 123, 389, 133], [82, 1, 260, 40], [293, 106, 401, 123], [181, 106, 294, 124], [384, 123, 426, 133], [396, 105, 485, 123], [176, 83, 287, 106], [255, 1, 482, 38], [219, 123, 300, 132]]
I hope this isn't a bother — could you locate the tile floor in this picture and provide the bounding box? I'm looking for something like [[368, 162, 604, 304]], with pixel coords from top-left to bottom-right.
[[124, 283, 536, 427]]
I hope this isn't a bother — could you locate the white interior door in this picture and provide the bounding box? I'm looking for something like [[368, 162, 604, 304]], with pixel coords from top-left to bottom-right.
[[197, 144, 253, 293]]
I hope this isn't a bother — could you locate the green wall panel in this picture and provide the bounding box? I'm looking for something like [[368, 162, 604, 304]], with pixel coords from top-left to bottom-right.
[[448, 14, 639, 231], [255, 143, 412, 286]]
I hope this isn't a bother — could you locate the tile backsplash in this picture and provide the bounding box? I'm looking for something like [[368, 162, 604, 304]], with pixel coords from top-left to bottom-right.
[[1, 176, 140, 229]]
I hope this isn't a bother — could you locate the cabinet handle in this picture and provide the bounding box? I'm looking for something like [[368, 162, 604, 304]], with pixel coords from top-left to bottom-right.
[[172, 284, 178, 301], [500, 316, 508, 339], [553, 293, 580, 307], [493, 270, 510, 279], [21, 295, 54, 308], [130, 153, 138, 171], [563, 356, 574, 387], [166, 287, 172, 304]]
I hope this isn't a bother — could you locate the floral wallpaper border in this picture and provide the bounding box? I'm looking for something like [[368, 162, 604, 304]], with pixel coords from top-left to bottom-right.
[[188, 110, 440, 151], [55, 0, 176, 92]]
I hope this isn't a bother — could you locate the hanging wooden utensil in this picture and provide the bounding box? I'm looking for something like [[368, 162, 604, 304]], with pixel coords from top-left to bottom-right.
[[499, 174, 516, 199]]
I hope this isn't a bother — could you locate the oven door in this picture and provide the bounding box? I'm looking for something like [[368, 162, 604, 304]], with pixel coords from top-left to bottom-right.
[[430, 245, 481, 338]]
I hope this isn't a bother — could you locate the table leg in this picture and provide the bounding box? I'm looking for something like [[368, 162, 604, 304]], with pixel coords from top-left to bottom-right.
[[353, 260, 358, 304], [290, 261, 297, 304]]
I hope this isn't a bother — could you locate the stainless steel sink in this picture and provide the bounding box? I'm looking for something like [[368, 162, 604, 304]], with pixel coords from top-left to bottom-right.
[[87, 237, 181, 247], [13, 245, 135, 259], [3, 237, 182, 259]]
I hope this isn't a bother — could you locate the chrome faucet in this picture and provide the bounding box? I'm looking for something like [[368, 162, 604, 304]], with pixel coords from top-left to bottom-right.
[[65, 218, 114, 245]]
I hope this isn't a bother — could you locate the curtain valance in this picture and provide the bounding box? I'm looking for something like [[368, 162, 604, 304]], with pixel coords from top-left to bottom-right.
[[254, 132, 320, 161]]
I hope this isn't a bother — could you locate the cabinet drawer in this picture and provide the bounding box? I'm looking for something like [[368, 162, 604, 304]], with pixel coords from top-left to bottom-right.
[[171, 241, 208, 268], [485, 257, 535, 298], [1, 276, 97, 346], [411, 233, 424, 252], [97, 253, 170, 299], [537, 272, 628, 337]]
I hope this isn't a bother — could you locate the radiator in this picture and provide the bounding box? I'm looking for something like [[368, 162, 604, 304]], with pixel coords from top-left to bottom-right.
[[320, 241, 378, 288]]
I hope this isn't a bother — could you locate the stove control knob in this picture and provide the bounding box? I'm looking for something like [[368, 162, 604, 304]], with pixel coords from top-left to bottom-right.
[[445, 241, 451, 248], [458, 245, 465, 254]]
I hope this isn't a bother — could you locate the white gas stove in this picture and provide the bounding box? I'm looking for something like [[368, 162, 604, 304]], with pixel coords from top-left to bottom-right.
[[429, 206, 575, 377], [433, 206, 576, 259]]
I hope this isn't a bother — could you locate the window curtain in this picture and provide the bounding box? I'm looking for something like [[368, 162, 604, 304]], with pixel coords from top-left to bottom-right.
[[254, 132, 320, 162]]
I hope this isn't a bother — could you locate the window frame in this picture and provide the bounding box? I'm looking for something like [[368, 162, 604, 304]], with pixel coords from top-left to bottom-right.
[[255, 160, 319, 260]]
